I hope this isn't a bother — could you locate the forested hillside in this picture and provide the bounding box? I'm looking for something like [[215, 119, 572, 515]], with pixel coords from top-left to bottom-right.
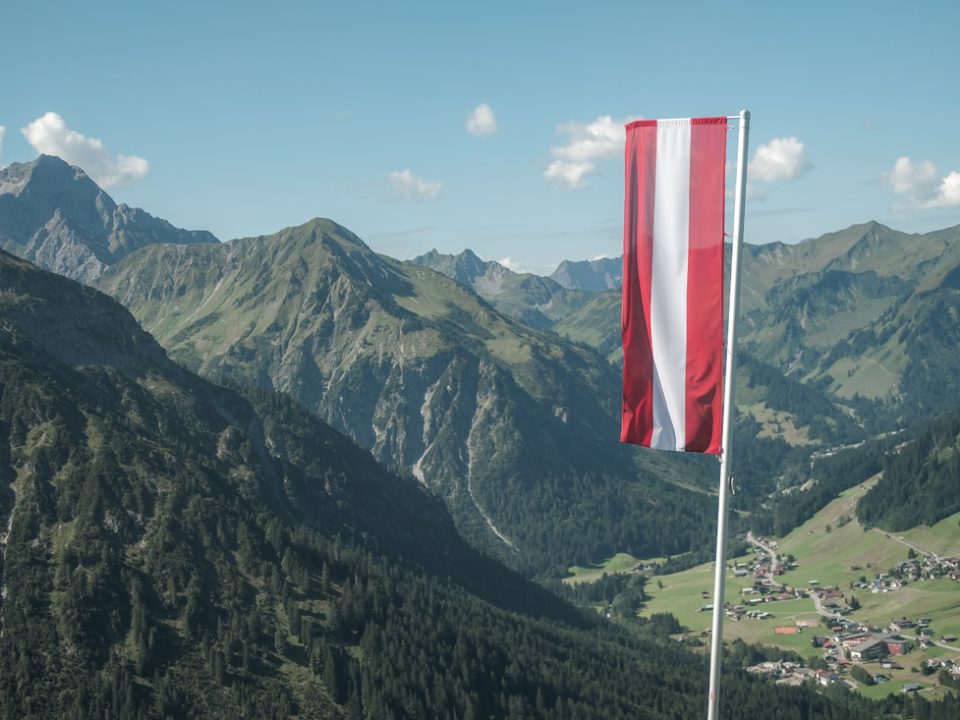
[[857, 404, 960, 530], [0, 249, 909, 719]]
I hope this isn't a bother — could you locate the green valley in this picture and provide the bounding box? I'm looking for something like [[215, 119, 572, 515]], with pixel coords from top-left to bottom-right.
[[629, 479, 960, 700]]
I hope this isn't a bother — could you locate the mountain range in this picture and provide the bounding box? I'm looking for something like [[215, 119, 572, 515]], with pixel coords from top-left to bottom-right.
[[3, 154, 960, 569], [409, 248, 595, 330], [93, 219, 718, 574], [538, 222, 960, 426], [0, 240, 889, 720], [2, 153, 959, 717]]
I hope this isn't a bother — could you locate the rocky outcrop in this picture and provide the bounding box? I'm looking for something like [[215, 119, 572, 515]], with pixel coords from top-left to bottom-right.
[[0, 155, 216, 282]]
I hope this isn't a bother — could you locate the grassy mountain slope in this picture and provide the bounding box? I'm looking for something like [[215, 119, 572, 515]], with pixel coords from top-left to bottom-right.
[[556, 222, 960, 430], [808, 266, 960, 419], [96, 220, 717, 574], [552, 289, 622, 363]]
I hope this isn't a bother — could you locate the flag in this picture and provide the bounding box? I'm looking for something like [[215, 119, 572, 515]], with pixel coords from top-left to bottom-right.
[[621, 117, 727, 453]]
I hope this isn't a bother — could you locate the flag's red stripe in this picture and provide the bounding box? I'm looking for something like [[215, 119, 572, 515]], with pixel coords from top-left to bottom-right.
[[684, 119, 726, 453], [621, 123, 657, 445]]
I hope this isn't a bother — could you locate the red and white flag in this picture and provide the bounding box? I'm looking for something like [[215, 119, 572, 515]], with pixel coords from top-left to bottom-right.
[[621, 117, 727, 453]]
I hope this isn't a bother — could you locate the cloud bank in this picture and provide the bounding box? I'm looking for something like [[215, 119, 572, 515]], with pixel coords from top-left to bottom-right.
[[885, 156, 960, 209], [467, 104, 498, 136], [21, 112, 149, 188], [388, 169, 442, 199]]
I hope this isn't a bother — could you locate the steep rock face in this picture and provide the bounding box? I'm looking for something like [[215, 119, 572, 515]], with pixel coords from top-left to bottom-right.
[[98, 220, 716, 572], [550, 256, 621, 292], [409, 248, 491, 287], [0, 155, 216, 282]]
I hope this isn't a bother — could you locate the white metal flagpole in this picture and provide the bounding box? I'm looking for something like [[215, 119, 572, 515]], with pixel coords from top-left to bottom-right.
[[706, 108, 750, 720]]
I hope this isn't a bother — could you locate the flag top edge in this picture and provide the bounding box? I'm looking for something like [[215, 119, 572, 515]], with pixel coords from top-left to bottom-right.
[[625, 117, 728, 130]]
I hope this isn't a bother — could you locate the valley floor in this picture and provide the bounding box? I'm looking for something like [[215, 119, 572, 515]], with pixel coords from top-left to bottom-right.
[[629, 480, 960, 700]]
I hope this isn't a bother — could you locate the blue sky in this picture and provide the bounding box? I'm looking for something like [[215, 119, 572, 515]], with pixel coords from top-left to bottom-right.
[[2, 0, 959, 273]]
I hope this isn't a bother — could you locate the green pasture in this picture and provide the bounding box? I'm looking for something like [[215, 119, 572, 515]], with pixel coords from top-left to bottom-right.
[[900, 511, 960, 556], [563, 552, 644, 585]]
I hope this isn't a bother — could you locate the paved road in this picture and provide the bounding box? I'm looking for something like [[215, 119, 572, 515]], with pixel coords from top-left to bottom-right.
[[746, 532, 842, 621], [746, 531, 777, 566]]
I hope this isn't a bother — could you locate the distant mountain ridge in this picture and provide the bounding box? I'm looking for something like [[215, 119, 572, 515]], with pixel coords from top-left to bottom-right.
[[549, 221, 960, 425], [409, 248, 594, 329], [0, 154, 216, 282], [550, 256, 621, 291]]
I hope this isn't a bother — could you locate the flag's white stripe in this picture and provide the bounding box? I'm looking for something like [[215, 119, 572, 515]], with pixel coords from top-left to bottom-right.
[[649, 121, 690, 451]]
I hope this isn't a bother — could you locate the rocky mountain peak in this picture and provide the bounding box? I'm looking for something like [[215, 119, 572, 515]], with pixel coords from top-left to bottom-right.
[[550, 255, 622, 291], [410, 247, 502, 287], [0, 154, 217, 283]]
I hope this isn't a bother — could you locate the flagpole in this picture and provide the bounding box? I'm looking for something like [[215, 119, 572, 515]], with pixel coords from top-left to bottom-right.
[[706, 108, 750, 720]]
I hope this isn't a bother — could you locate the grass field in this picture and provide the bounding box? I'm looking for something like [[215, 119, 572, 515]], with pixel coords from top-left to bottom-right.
[[629, 477, 960, 698], [563, 552, 643, 585]]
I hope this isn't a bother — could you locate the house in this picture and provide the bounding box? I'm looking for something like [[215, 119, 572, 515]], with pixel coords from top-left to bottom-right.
[[889, 617, 915, 632], [839, 632, 876, 649], [902, 682, 923, 693], [849, 639, 887, 662], [816, 671, 841, 687]]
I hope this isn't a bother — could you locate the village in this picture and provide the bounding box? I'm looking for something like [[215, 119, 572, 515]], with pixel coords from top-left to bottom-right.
[[731, 537, 960, 693]]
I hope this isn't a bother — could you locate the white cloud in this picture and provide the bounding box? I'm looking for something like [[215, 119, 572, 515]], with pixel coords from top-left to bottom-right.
[[544, 159, 595, 189], [591, 254, 611, 261], [0, 126, 5, 166], [498, 257, 522, 271], [544, 115, 638, 189], [750, 137, 811, 182], [928, 172, 960, 208], [20, 112, 149, 188], [884, 157, 960, 209], [466, 103, 498, 136], [388, 169, 442, 200], [886, 156, 938, 197]]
